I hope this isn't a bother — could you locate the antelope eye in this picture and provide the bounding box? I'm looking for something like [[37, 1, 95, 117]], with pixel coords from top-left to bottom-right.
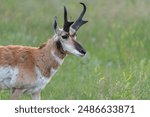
[[62, 35, 69, 39]]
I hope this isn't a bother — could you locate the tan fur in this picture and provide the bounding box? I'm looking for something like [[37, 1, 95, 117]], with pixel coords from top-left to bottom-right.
[[34, 39, 66, 77], [0, 38, 66, 99]]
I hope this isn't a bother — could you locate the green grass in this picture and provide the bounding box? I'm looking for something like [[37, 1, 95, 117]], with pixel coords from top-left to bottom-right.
[[0, 0, 150, 99]]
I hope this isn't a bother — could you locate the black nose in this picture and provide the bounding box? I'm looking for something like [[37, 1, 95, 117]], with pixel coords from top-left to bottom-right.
[[80, 49, 86, 55], [74, 40, 86, 55]]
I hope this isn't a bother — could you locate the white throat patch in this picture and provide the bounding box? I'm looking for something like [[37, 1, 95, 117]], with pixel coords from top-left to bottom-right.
[[51, 51, 64, 65]]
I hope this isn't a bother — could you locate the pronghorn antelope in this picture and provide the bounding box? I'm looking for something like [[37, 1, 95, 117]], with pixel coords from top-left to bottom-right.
[[0, 2, 88, 100]]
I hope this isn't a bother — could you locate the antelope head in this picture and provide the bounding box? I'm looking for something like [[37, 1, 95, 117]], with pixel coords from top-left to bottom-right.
[[53, 2, 88, 57]]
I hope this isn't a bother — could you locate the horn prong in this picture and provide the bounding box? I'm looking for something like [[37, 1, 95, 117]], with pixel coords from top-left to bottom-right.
[[64, 6, 67, 22], [70, 2, 88, 33]]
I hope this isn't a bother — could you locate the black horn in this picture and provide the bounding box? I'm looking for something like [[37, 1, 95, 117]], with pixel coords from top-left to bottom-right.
[[70, 2, 88, 33], [63, 6, 74, 32]]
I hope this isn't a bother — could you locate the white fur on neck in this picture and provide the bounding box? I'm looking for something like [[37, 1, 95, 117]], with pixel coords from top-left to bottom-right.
[[27, 67, 58, 93], [51, 51, 64, 65]]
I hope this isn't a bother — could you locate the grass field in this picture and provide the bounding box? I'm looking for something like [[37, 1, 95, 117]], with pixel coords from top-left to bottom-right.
[[0, 0, 150, 99]]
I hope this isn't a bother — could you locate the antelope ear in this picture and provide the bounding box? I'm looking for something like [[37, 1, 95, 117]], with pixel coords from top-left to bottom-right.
[[53, 16, 60, 34]]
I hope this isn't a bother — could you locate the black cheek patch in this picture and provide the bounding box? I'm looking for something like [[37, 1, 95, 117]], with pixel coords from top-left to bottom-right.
[[56, 40, 63, 50]]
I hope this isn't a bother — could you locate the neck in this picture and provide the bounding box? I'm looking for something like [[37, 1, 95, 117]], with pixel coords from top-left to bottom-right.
[[39, 38, 66, 59], [55, 40, 66, 59], [35, 38, 66, 78], [46, 38, 67, 65]]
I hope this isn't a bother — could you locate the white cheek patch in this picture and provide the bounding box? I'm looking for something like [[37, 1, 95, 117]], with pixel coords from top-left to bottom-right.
[[62, 42, 74, 52], [61, 40, 83, 57], [60, 40, 75, 53]]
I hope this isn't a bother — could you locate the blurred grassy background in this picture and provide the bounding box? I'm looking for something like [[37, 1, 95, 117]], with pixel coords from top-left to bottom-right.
[[0, 0, 150, 99]]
